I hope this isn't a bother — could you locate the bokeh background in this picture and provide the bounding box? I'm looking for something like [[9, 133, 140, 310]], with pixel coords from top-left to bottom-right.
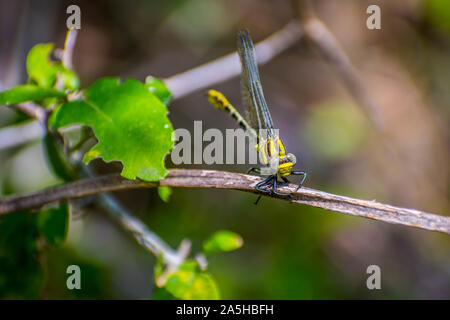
[[0, 0, 449, 299]]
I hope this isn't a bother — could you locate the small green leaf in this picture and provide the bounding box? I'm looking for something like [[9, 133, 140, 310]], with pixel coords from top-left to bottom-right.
[[145, 76, 172, 105], [26, 43, 79, 90], [158, 186, 172, 202], [202, 230, 243, 255], [165, 269, 220, 300], [50, 77, 174, 182], [0, 85, 65, 105], [27, 43, 57, 87], [37, 201, 70, 246]]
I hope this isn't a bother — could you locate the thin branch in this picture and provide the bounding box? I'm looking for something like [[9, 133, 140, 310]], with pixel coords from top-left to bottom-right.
[[163, 21, 304, 100], [295, 0, 384, 130], [0, 169, 448, 234], [0, 120, 42, 150], [10, 102, 47, 122], [78, 165, 190, 269], [62, 29, 78, 69], [97, 193, 190, 269]]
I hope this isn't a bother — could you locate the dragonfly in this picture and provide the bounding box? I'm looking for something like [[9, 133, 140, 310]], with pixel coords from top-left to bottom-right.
[[208, 29, 306, 202]]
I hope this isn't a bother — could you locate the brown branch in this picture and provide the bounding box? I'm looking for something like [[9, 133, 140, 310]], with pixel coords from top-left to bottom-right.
[[1, 169, 448, 234]]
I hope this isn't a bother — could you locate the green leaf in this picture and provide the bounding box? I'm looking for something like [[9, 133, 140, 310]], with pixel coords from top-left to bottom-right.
[[26, 43, 79, 90], [0, 85, 66, 105], [165, 269, 220, 300], [202, 230, 243, 255], [145, 76, 172, 105], [27, 43, 57, 87], [158, 186, 172, 202], [37, 201, 70, 247], [50, 78, 174, 181]]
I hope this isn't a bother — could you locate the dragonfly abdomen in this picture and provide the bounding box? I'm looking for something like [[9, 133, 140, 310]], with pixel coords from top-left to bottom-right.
[[208, 89, 254, 133]]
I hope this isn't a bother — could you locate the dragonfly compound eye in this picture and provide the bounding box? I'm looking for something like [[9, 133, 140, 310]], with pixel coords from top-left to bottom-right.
[[286, 153, 297, 165]]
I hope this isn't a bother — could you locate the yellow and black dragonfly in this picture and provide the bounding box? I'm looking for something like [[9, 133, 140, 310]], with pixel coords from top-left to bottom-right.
[[208, 29, 306, 202]]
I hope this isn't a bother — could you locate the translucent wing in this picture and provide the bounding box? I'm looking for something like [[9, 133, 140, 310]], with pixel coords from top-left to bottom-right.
[[237, 30, 275, 136]]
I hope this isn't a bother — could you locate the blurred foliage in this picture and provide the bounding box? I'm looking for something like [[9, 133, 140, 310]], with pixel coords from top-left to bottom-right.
[[155, 260, 220, 300], [203, 230, 243, 255], [157, 186, 173, 202], [153, 229, 242, 299], [0, 211, 44, 299], [304, 100, 368, 162], [44, 246, 114, 299], [425, 0, 450, 33], [37, 202, 70, 247], [0, 203, 68, 298]]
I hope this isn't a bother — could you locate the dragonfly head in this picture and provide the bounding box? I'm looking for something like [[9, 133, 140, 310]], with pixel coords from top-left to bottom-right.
[[277, 153, 297, 177]]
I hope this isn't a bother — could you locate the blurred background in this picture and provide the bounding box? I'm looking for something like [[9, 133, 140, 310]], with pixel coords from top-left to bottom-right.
[[0, 0, 449, 299]]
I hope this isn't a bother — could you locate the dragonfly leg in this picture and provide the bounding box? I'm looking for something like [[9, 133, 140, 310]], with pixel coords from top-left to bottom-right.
[[278, 176, 290, 187], [254, 175, 275, 205], [272, 177, 291, 197], [255, 175, 274, 193], [291, 171, 307, 191]]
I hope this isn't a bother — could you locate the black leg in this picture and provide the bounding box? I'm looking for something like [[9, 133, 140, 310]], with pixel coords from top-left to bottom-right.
[[279, 176, 290, 187], [271, 177, 291, 196], [291, 171, 307, 191], [255, 175, 274, 194], [254, 175, 275, 205], [254, 174, 298, 203]]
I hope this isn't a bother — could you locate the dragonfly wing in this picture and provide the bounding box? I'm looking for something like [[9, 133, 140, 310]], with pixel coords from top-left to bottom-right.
[[237, 30, 275, 136], [237, 30, 280, 176]]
